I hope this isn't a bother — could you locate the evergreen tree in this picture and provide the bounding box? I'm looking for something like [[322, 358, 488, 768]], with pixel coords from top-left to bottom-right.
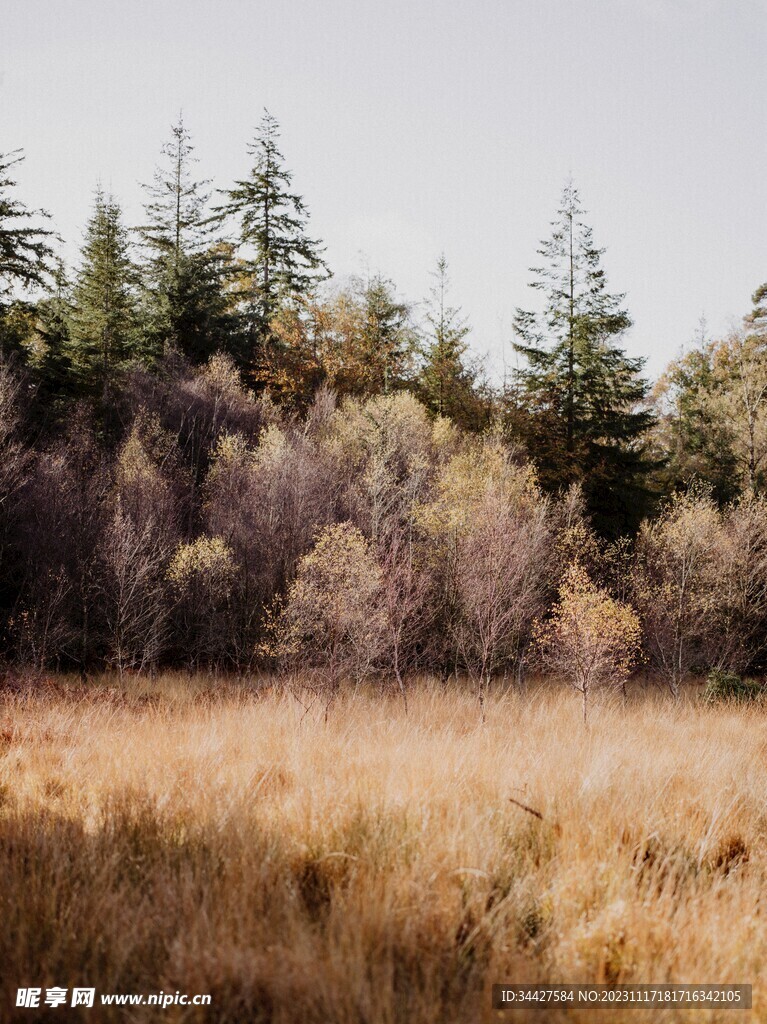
[[419, 255, 481, 428], [30, 259, 77, 417], [69, 189, 138, 393], [218, 110, 329, 370], [332, 273, 415, 396], [512, 182, 656, 536], [747, 281, 767, 335], [0, 149, 55, 356], [654, 295, 767, 501], [138, 115, 233, 363], [0, 149, 54, 298]]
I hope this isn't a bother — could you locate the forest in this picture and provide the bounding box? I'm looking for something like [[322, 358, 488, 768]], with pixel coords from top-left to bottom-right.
[[2, 110, 767, 703], [4, 99, 767, 1023]]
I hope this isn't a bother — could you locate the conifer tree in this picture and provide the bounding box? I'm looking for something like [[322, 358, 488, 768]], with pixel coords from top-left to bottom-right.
[[0, 149, 54, 299], [0, 149, 55, 357], [218, 110, 329, 368], [419, 255, 480, 427], [747, 281, 767, 335], [138, 115, 233, 363], [69, 189, 138, 392], [359, 273, 415, 395], [655, 293, 767, 501], [512, 182, 656, 536], [30, 259, 76, 415]]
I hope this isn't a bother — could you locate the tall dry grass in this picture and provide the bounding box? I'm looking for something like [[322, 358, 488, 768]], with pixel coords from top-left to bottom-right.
[[1, 675, 766, 1022]]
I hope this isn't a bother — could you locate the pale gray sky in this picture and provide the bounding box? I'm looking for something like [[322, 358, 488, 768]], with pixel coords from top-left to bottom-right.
[[2, 0, 766, 381]]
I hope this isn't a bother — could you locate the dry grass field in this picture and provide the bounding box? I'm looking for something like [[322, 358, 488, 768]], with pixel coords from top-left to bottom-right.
[[1, 675, 766, 1022]]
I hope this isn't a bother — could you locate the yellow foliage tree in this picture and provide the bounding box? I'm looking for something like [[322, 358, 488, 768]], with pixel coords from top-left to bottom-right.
[[536, 564, 642, 723], [167, 536, 237, 666], [273, 522, 386, 711]]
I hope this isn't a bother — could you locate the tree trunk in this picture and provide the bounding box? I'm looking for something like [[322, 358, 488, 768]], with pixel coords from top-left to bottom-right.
[[393, 647, 408, 714]]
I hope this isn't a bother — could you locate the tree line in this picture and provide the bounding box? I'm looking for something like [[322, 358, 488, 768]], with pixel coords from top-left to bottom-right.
[[1, 111, 766, 691]]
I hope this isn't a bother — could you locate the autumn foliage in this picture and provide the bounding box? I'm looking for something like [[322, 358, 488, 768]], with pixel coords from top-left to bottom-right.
[[535, 564, 642, 721]]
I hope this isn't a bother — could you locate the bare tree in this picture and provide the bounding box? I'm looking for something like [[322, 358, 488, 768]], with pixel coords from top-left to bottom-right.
[[205, 415, 341, 663], [377, 522, 436, 710], [0, 359, 30, 569], [454, 485, 552, 716], [100, 505, 170, 674], [632, 489, 722, 696], [705, 494, 767, 672], [14, 410, 110, 671], [418, 435, 554, 710]]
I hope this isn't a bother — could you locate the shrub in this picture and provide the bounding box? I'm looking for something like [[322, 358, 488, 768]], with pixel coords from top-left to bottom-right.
[[702, 670, 764, 704]]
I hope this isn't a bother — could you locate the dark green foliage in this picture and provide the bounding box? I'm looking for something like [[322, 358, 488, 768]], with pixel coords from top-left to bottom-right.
[[138, 116, 235, 364], [0, 150, 56, 361], [512, 182, 657, 536], [418, 255, 484, 428], [747, 281, 767, 334], [0, 150, 54, 300], [356, 273, 416, 395], [652, 327, 741, 505], [217, 110, 329, 371], [702, 669, 764, 704], [0, 301, 37, 362], [26, 261, 78, 424], [68, 189, 139, 393]]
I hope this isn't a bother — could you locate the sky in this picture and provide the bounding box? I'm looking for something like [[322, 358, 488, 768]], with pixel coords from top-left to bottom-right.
[[2, 0, 766, 382]]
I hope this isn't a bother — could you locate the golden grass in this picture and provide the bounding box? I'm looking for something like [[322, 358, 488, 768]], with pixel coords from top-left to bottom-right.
[[1, 675, 766, 1022]]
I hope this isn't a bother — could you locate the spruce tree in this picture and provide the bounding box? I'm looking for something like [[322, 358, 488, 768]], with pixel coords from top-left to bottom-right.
[[512, 182, 656, 536], [0, 149, 54, 298], [138, 115, 233, 363], [355, 273, 415, 395], [419, 255, 481, 427], [69, 189, 138, 393], [31, 258, 77, 416], [218, 110, 329, 369], [747, 281, 767, 335], [0, 149, 55, 356]]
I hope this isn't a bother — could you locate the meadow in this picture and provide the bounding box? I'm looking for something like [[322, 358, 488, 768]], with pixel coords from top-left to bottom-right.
[[1, 674, 765, 1022]]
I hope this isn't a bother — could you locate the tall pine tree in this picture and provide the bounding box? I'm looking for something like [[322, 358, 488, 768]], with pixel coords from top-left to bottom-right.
[[218, 110, 329, 374], [138, 114, 233, 363], [69, 189, 138, 394], [419, 255, 482, 428], [512, 182, 656, 536]]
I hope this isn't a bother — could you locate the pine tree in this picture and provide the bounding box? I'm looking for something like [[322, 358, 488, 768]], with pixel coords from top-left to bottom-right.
[[0, 149, 55, 357], [138, 115, 233, 363], [329, 273, 416, 397], [69, 189, 138, 393], [0, 149, 54, 298], [747, 281, 767, 335], [30, 259, 77, 415], [419, 255, 481, 427], [218, 110, 329, 369], [512, 182, 656, 536]]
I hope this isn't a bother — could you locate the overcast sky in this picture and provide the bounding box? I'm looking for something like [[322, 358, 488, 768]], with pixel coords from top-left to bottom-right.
[[2, 0, 766, 381]]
